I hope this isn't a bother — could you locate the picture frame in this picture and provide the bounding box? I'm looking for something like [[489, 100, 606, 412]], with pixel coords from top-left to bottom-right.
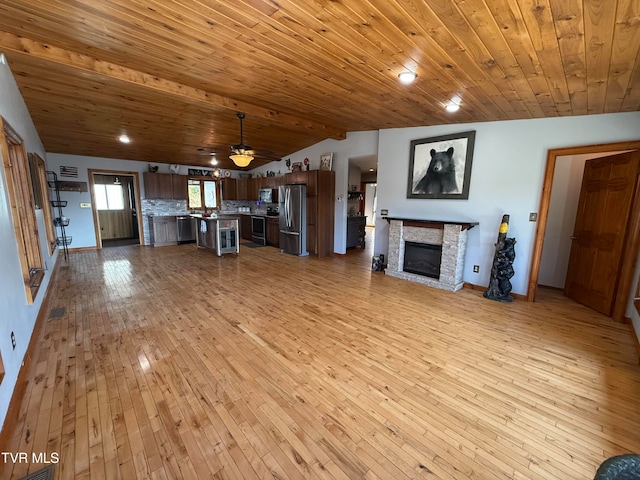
[[291, 162, 303, 172], [320, 152, 333, 171], [407, 130, 476, 200]]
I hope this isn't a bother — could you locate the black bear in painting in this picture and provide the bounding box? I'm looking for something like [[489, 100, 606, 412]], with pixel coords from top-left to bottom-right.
[[414, 147, 457, 195]]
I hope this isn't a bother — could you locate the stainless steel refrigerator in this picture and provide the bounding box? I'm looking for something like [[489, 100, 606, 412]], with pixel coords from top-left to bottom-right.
[[279, 184, 308, 256]]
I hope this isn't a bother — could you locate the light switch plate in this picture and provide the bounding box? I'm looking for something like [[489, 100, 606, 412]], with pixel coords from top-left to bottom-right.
[[529, 212, 538, 221], [381, 209, 388, 216]]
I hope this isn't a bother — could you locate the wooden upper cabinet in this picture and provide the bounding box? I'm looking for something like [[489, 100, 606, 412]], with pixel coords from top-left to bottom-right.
[[171, 174, 187, 200], [236, 178, 248, 200], [219, 178, 237, 201], [305, 170, 318, 196], [144, 172, 172, 199], [247, 178, 260, 200]]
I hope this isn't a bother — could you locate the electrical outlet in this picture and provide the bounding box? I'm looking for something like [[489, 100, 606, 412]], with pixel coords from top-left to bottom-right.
[[10, 331, 16, 350], [473, 265, 479, 273], [529, 212, 538, 222]]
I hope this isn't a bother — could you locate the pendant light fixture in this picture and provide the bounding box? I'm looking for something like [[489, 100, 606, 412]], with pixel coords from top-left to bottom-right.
[[229, 113, 254, 168]]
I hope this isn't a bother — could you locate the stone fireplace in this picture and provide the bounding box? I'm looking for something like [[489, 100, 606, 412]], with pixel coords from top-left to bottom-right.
[[385, 218, 478, 292]]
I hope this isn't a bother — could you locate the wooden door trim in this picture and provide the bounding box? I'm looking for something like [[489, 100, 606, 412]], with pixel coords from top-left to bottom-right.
[[528, 140, 640, 323], [88, 169, 144, 248]]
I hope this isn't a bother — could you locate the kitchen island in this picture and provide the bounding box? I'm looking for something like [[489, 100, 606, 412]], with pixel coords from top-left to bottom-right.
[[191, 214, 239, 256]]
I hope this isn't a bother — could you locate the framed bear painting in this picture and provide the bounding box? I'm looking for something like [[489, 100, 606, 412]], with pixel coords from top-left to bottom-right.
[[406, 130, 476, 200]]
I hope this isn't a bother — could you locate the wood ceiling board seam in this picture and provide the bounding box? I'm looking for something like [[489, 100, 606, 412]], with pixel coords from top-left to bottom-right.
[[268, 0, 502, 125], [584, 0, 618, 114], [548, 0, 588, 116], [0, 30, 346, 139], [604, 0, 640, 112], [388, 0, 523, 119], [470, 0, 559, 117], [451, 0, 543, 117], [517, 0, 572, 109], [316, 0, 508, 120], [236, 0, 500, 125], [416, 0, 530, 119]]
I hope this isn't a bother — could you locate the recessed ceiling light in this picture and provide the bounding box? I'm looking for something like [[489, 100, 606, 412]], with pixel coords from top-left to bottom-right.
[[398, 71, 418, 84], [118, 134, 130, 144], [445, 96, 462, 113], [369, 168, 375, 172], [211, 158, 218, 165]]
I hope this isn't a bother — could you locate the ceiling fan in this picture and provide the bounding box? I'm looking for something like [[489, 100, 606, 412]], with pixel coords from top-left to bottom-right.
[[229, 112, 280, 167]]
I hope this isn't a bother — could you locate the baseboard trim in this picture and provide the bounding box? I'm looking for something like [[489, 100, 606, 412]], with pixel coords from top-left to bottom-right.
[[463, 282, 526, 301], [0, 258, 62, 447], [68, 246, 97, 253]]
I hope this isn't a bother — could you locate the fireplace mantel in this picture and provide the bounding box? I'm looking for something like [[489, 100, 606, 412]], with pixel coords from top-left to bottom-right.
[[385, 217, 478, 230], [385, 218, 477, 292]]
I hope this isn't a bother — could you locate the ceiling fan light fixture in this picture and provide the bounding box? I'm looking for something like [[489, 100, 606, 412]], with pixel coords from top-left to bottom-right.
[[398, 71, 417, 84], [230, 153, 254, 168]]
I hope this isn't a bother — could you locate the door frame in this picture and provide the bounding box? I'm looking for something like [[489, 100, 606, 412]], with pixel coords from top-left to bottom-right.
[[527, 140, 640, 322], [88, 169, 144, 249]]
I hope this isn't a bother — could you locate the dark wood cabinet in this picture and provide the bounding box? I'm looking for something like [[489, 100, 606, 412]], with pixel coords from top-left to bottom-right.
[[347, 216, 366, 249], [240, 214, 252, 241], [171, 174, 187, 200], [283, 170, 334, 256], [314, 170, 335, 257], [219, 178, 236, 201], [144, 173, 187, 200], [236, 179, 248, 200], [266, 217, 279, 247]]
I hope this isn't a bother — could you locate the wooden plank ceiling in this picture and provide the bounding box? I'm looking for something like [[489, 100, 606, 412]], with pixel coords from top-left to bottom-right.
[[0, 0, 638, 170]]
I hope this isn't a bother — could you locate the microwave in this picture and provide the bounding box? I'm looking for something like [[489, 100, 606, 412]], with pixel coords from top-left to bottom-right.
[[258, 188, 277, 203]]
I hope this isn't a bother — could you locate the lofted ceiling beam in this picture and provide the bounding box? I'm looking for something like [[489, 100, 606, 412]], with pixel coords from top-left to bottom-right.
[[0, 30, 347, 141]]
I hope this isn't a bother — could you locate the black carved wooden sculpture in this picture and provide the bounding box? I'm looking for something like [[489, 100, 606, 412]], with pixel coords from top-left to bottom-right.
[[484, 214, 516, 302]]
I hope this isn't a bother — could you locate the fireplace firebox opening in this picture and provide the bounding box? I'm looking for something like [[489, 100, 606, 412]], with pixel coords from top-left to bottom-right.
[[403, 242, 442, 279]]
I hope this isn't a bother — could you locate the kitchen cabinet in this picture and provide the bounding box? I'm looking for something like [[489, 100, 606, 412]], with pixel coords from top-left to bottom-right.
[[347, 216, 366, 248], [219, 178, 236, 200], [149, 216, 177, 246], [143, 172, 186, 200], [240, 214, 252, 241], [236, 178, 249, 200], [266, 217, 279, 247], [171, 174, 187, 200], [282, 170, 334, 256], [247, 178, 260, 200]]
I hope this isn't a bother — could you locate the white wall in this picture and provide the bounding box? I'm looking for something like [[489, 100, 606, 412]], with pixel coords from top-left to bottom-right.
[[0, 56, 58, 430], [374, 112, 640, 296]]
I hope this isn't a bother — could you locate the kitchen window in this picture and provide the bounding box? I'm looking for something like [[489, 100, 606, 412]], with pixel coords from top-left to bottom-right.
[[188, 179, 218, 210]]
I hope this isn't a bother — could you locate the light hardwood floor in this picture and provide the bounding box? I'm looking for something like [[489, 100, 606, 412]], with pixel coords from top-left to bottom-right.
[[1, 239, 639, 480]]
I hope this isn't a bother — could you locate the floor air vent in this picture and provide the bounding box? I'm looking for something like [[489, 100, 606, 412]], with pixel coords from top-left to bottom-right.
[[49, 307, 66, 318], [18, 465, 54, 480]]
